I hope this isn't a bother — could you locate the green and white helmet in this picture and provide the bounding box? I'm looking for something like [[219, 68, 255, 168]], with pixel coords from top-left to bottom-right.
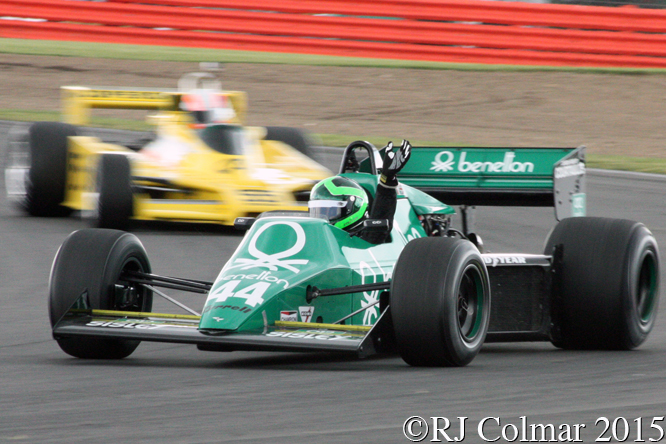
[[309, 176, 369, 230]]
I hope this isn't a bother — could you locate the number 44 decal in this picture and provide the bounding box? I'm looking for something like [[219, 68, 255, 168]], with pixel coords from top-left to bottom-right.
[[210, 280, 270, 307]]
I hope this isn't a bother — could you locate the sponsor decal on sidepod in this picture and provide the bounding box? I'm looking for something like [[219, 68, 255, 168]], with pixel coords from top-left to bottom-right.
[[280, 311, 298, 322], [202, 304, 252, 314], [299, 306, 315, 323]]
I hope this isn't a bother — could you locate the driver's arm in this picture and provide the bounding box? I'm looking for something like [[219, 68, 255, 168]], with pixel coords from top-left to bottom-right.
[[359, 140, 411, 244], [360, 182, 397, 244]]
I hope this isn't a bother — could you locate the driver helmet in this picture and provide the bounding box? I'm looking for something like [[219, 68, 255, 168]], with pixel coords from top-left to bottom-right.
[[309, 176, 368, 230], [180, 90, 236, 128]]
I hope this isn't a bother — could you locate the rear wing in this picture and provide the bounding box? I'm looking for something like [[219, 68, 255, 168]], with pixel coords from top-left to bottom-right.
[[396, 146, 586, 220], [60, 86, 247, 126]]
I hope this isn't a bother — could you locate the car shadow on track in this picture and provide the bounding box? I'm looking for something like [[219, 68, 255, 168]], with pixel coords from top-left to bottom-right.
[[45, 348, 411, 371], [212, 351, 402, 371]]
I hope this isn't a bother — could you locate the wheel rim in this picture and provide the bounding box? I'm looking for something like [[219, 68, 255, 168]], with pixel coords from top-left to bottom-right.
[[113, 257, 150, 312], [457, 263, 485, 341], [636, 251, 658, 325]]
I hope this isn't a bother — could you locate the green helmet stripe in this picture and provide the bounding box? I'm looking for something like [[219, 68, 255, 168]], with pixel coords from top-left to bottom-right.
[[323, 179, 366, 198], [334, 200, 368, 230]]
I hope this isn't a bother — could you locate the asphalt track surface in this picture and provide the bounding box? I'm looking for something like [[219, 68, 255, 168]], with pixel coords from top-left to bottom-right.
[[1, 121, 666, 443]]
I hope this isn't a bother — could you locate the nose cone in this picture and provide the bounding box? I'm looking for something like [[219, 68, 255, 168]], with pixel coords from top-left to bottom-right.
[[200, 270, 291, 331], [198, 216, 340, 331]]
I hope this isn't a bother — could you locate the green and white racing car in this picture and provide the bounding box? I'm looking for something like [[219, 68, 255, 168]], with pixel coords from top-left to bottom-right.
[[48, 141, 660, 367]]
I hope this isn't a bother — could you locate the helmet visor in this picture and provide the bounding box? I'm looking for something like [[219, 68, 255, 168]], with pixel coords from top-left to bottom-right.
[[309, 200, 348, 222]]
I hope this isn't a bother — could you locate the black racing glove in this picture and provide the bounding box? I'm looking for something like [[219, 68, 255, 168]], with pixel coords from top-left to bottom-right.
[[379, 140, 412, 187]]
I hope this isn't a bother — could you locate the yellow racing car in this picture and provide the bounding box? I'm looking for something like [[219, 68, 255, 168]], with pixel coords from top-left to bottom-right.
[[4, 70, 331, 229]]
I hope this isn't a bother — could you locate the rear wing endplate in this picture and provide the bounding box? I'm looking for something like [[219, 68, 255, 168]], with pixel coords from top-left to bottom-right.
[[60, 86, 247, 126], [395, 146, 586, 220]]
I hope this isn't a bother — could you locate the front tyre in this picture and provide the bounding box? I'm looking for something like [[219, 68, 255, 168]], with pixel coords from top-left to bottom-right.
[[4, 122, 77, 216], [391, 237, 491, 367], [544, 217, 660, 350], [49, 229, 152, 359]]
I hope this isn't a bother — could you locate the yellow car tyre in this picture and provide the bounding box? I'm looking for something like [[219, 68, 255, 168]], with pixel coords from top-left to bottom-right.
[[24, 122, 77, 216], [96, 154, 133, 231]]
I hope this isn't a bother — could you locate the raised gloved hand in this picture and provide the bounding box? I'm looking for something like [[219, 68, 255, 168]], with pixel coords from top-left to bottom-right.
[[380, 140, 412, 187]]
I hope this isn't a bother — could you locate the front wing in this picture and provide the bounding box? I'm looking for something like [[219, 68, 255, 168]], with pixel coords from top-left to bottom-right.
[[52, 310, 384, 356]]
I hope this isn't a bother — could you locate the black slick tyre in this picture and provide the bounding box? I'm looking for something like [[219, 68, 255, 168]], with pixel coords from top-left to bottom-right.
[[391, 237, 491, 367], [13, 122, 77, 216], [544, 217, 660, 350], [49, 229, 153, 359], [96, 153, 133, 231]]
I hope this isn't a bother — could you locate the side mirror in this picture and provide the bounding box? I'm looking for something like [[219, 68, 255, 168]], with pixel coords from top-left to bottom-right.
[[362, 218, 390, 233], [234, 217, 256, 231], [467, 232, 484, 253]]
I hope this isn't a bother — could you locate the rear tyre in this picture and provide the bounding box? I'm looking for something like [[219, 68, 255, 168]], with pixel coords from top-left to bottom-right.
[[49, 229, 153, 359], [391, 237, 491, 367], [96, 154, 133, 231], [264, 126, 317, 159], [544, 217, 660, 350], [5, 122, 77, 216]]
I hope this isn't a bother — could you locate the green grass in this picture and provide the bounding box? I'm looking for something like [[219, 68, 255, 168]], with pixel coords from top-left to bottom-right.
[[586, 154, 666, 175], [0, 109, 60, 124], [3, 38, 666, 74]]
